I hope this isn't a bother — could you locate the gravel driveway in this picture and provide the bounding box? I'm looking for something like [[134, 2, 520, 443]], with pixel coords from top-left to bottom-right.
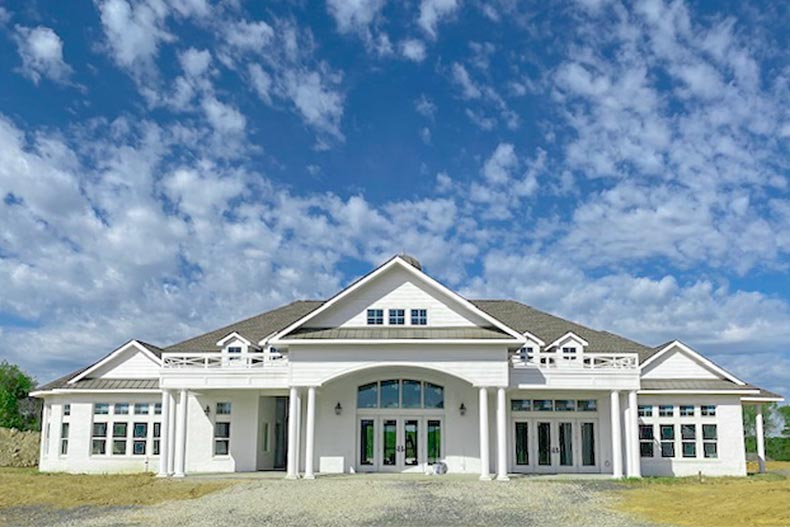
[[4, 475, 661, 527]]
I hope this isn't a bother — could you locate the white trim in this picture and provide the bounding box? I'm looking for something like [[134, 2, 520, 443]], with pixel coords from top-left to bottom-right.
[[522, 331, 546, 347], [31, 389, 160, 396], [546, 331, 589, 349], [67, 340, 162, 385], [742, 396, 784, 403], [640, 340, 745, 386], [267, 256, 526, 345], [638, 390, 759, 395], [216, 332, 253, 347], [275, 338, 522, 346]]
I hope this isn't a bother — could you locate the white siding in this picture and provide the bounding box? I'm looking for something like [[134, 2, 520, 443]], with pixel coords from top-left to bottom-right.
[[307, 266, 488, 328], [89, 348, 161, 379], [642, 348, 721, 380]]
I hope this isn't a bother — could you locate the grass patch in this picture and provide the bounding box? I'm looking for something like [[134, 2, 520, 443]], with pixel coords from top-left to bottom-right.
[[615, 466, 790, 527], [0, 468, 233, 509]]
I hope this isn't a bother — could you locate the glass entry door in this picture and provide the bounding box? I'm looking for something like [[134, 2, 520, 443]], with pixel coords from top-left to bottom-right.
[[513, 419, 599, 473], [358, 416, 441, 472]]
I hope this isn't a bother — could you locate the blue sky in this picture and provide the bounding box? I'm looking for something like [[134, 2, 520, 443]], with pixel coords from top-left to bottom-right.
[[0, 0, 788, 402]]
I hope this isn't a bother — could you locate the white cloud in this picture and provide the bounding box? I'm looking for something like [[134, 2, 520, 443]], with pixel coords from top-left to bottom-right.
[[482, 143, 517, 184], [401, 38, 427, 62], [280, 69, 345, 142], [12, 25, 73, 84], [201, 96, 246, 135], [223, 19, 275, 53], [418, 0, 458, 39], [415, 94, 437, 119], [327, 0, 386, 34], [451, 63, 481, 99], [419, 127, 431, 144], [248, 63, 273, 104]]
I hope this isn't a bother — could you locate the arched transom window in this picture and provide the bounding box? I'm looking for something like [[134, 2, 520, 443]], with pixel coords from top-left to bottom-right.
[[357, 379, 444, 409]]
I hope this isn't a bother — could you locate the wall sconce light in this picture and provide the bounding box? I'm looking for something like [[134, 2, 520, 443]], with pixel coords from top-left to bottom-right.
[[459, 403, 467, 416], [334, 402, 343, 416], [204, 405, 211, 416]]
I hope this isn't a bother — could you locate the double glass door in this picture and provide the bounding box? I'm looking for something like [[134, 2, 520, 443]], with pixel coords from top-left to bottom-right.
[[358, 416, 442, 472], [513, 418, 598, 473]]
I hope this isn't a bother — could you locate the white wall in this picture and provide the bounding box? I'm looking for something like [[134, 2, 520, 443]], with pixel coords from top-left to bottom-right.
[[307, 266, 489, 328], [637, 394, 746, 477], [88, 348, 161, 379], [642, 347, 720, 380]]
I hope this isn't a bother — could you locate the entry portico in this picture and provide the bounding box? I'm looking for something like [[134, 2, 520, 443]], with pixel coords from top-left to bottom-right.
[[33, 254, 782, 478]]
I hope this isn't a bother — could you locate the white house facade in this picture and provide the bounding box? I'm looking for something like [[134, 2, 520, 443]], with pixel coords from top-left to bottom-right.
[[32, 255, 782, 479]]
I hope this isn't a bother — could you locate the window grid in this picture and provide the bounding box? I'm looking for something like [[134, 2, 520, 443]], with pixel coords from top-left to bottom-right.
[[639, 403, 719, 460], [411, 309, 427, 325], [91, 402, 161, 457], [367, 309, 384, 325], [389, 309, 405, 325], [356, 380, 444, 409]]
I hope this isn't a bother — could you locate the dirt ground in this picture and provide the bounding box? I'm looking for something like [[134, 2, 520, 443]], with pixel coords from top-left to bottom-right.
[[0, 428, 39, 468]]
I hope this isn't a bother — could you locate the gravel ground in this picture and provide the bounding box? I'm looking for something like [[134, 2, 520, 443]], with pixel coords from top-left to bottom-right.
[[4, 475, 662, 527]]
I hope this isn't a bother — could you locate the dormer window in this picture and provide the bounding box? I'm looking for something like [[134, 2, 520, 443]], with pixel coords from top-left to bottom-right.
[[227, 346, 242, 354], [411, 309, 427, 325], [367, 309, 384, 325], [389, 309, 405, 325]]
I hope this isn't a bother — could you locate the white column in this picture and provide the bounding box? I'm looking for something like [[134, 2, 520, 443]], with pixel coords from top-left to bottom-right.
[[286, 387, 299, 479], [39, 402, 50, 462], [610, 390, 623, 478], [626, 390, 641, 478], [304, 386, 316, 480], [496, 387, 509, 481], [173, 389, 188, 477], [756, 405, 766, 474], [296, 389, 302, 474], [166, 390, 177, 475], [157, 390, 171, 477], [479, 387, 491, 480]]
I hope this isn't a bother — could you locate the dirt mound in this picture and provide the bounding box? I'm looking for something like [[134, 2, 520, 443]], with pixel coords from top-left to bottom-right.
[[0, 427, 40, 467]]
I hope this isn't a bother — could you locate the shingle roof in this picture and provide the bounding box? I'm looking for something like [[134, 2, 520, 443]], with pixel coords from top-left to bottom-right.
[[286, 326, 512, 340], [471, 300, 654, 358], [640, 379, 784, 400]]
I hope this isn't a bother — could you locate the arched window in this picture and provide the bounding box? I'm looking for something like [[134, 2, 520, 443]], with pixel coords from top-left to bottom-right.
[[356, 379, 444, 409]]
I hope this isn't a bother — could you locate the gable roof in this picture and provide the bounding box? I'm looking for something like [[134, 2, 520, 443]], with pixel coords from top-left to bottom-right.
[[640, 340, 745, 385], [286, 326, 512, 341], [270, 255, 527, 343]]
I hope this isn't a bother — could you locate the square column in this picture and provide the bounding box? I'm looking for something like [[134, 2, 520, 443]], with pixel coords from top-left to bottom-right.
[[286, 387, 300, 479], [479, 387, 491, 481], [157, 390, 171, 477], [173, 389, 188, 477], [610, 390, 623, 478], [304, 386, 316, 480], [626, 390, 641, 478], [496, 387, 509, 481], [756, 405, 766, 474], [166, 390, 177, 475]]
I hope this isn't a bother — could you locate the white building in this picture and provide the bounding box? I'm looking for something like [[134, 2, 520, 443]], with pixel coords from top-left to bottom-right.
[[32, 255, 782, 479]]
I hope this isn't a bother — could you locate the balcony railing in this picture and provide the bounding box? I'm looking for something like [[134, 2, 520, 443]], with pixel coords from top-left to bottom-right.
[[162, 351, 287, 369], [511, 350, 638, 370]]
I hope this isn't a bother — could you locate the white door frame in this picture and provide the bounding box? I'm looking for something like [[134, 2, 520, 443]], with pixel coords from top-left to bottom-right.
[[356, 412, 444, 473], [510, 417, 600, 474]]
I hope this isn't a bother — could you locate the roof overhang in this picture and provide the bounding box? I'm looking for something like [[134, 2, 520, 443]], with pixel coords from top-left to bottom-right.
[[276, 338, 522, 346], [216, 331, 254, 347], [638, 389, 760, 395], [741, 396, 785, 403], [31, 388, 159, 397], [547, 331, 589, 348], [267, 255, 527, 345], [522, 330, 546, 347], [640, 340, 746, 386], [67, 340, 162, 385]]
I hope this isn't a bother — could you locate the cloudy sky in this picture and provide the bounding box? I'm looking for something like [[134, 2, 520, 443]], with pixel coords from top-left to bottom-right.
[[0, 0, 788, 400]]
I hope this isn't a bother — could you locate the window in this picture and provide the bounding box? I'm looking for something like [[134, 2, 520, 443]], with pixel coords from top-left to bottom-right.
[[659, 405, 674, 417], [357, 382, 378, 408], [227, 346, 242, 354], [638, 405, 653, 417], [214, 422, 230, 455], [681, 424, 696, 458], [63, 404, 71, 416], [153, 423, 161, 456], [113, 422, 128, 455], [380, 380, 400, 408], [639, 425, 654, 457], [389, 309, 405, 325], [554, 400, 576, 412], [561, 347, 577, 360], [134, 403, 149, 415], [94, 403, 109, 415], [577, 400, 597, 412], [154, 403, 162, 415], [92, 422, 107, 455], [216, 402, 232, 415], [680, 405, 694, 417], [60, 423, 69, 455], [114, 403, 129, 415], [701, 405, 716, 416], [660, 425, 675, 457], [511, 399, 531, 412], [411, 309, 427, 325], [356, 380, 443, 409], [426, 382, 445, 409], [533, 400, 553, 412], [402, 380, 422, 408], [133, 423, 148, 455], [703, 424, 718, 458], [367, 309, 384, 325]]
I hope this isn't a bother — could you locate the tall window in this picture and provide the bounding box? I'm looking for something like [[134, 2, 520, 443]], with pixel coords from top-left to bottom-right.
[[703, 424, 718, 458], [113, 422, 128, 455], [153, 423, 161, 456], [681, 424, 697, 457], [214, 402, 232, 456], [639, 425, 654, 457], [411, 309, 427, 325], [133, 423, 148, 455], [63, 404, 71, 416], [60, 423, 69, 455], [660, 425, 675, 457], [92, 422, 107, 455], [367, 309, 384, 325], [389, 309, 405, 325], [92, 401, 160, 457]]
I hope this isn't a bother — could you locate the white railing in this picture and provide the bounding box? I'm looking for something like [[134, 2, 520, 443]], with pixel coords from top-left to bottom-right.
[[511, 351, 638, 370], [162, 351, 287, 369]]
